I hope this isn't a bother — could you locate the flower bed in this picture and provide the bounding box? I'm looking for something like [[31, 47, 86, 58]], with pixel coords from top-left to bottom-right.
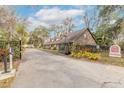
[[70, 51, 101, 61]]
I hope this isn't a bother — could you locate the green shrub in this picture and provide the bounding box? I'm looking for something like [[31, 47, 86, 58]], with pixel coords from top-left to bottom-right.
[[13, 47, 21, 60], [119, 42, 124, 53]]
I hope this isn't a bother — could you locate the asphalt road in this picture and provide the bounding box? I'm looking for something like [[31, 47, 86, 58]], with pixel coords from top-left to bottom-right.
[[11, 48, 124, 88]]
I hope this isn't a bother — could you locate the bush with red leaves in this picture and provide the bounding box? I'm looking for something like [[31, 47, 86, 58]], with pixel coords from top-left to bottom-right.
[[0, 49, 9, 56]]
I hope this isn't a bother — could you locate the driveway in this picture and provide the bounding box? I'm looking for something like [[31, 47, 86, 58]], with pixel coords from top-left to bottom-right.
[[11, 48, 124, 88]]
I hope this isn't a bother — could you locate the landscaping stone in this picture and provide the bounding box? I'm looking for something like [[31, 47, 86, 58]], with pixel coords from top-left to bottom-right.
[[0, 69, 16, 81]]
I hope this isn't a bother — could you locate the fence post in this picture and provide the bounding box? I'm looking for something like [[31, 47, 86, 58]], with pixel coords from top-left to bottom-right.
[[20, 40, 22, 59], [9, 47, 13, 70], [2, 55, 8, 73]]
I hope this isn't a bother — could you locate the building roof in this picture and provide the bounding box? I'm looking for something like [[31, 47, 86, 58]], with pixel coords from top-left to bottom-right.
[[44, 28, 97, 45], [58, 29, 84, 44]]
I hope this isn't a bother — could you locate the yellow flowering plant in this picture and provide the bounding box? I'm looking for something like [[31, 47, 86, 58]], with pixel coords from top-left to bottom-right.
[[70, 51, 100, 61]]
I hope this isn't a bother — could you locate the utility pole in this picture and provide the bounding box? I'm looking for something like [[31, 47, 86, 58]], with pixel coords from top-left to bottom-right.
[[2, 54, 8, 73]]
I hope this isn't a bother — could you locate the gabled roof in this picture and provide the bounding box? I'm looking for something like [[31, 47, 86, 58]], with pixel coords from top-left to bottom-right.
[[55, 28, 95, 44], [44, 28, 97, 45], [57, 30, 81, 43]]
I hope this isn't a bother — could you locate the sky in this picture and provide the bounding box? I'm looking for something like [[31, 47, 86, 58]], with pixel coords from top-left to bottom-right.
[[10, 5, 97, 32]]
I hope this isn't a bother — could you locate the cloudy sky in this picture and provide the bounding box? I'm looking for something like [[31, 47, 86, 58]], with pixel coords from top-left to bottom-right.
[[12, 5, 96, 31]]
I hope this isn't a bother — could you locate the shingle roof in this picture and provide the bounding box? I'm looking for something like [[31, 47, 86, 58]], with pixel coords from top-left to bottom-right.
[[44, 28, 96, 45], [55, 28, 86, 44]]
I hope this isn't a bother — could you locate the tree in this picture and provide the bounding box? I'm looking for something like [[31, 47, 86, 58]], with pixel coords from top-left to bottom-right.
[[0, 7, 29, 43], [0, 7, 19, 41], [81, 6, 100, 31], [49, 17, 75, 39], [16, 23, 29, 45], [29, 25, 49, 47], [94, 5, 124, 46], [0, 27, 8, 40], [63, 17, 74, 32]]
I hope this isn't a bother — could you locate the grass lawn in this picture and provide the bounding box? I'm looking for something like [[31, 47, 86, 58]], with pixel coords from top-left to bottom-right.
[[41, 48, 124, 67], [0, 77, 15, 88], [99, 52, 124, 67]]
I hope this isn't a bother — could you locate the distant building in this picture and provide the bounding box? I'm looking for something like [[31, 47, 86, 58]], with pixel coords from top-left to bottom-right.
[[44, 28, 97, 54]]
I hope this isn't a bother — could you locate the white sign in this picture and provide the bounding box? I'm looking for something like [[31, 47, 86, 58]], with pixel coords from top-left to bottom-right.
[[109, 44, 121, 57]]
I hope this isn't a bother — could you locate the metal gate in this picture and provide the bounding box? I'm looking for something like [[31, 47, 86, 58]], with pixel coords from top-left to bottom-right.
[[0, 40, 22, 60]]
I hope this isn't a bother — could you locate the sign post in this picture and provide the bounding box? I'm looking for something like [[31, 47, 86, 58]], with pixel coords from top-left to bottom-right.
[[2, 55, 8, 73], [0, 48, 8, 73], [19, 39, 22, 59], [109, 44, 121, 57], [9, 47, 14, 70]]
